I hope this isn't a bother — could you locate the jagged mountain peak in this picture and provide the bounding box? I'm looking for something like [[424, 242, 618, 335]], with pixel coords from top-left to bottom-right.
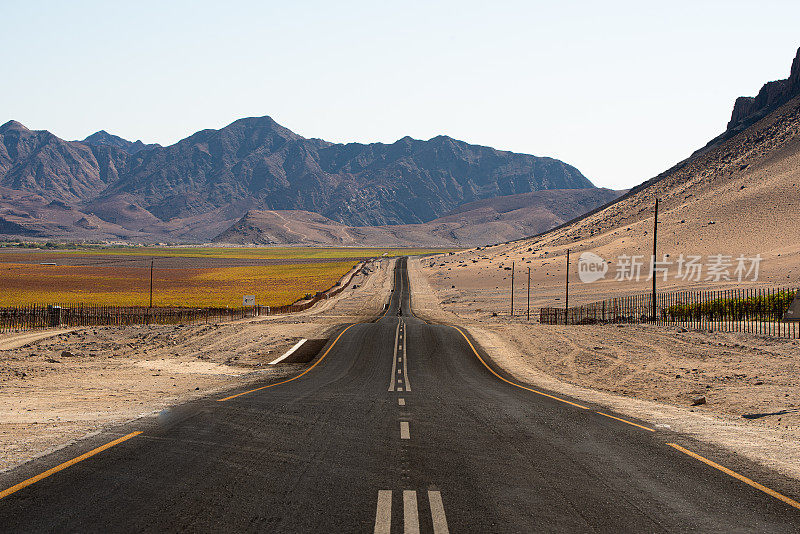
[[726, 46, 800, 133], [82, 130, 159, 154], [219, 115, 302, 138], [0, 120, 30, 133]]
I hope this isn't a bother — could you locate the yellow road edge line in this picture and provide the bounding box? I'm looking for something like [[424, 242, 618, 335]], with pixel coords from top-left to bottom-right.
[[0, 431, 142, 500], [217, 324, 357, 402], [452, 326, 589, 410], [667, 443, 800, 511], [596, 411, 655, 432]]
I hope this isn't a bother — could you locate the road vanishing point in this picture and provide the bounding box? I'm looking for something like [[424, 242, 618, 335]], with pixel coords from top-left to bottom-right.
[[1, 258, 799, 532]]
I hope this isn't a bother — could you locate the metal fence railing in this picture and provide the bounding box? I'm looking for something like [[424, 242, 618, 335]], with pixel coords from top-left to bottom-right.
[[540, 287, 799, 339], [0, 304, 262, 333]]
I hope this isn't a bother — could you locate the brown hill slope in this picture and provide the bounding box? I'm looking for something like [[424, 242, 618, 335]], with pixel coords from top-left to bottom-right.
[[214, 188, 623, 246], [422, 47, 800, 309]]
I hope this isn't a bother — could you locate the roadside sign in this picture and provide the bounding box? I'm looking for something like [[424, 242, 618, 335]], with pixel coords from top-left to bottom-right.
[[783, 293, 800, 321], [243, 295, 256, 306]]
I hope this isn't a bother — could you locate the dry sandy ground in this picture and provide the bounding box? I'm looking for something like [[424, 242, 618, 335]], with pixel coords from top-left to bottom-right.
[[0, 258, 394, 472], [409, 256, 800, 481]]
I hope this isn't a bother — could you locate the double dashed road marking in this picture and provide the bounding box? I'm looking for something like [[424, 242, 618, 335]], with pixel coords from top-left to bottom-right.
[[373, 490, 449, 534]]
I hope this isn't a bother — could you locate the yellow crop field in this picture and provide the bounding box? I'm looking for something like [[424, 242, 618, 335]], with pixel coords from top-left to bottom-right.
[[0, 261, 358, 308]]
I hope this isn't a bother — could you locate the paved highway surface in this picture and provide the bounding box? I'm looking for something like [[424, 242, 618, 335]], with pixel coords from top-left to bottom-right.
[[1, 258, 799, 532]]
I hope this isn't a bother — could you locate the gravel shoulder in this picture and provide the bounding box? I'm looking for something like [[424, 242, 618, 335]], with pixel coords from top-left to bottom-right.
[[407, 257, 800, 481], [0, 258, 395, 472]]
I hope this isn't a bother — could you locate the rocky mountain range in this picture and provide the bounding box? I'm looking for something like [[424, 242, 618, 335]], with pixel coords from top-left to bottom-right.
[[81, 130, 161, 154], [214, 188, 623, 246], [0, 116, 595, 242]]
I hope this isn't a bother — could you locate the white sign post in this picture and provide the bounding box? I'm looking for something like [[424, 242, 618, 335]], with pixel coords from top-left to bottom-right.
[[243, 295, 256, 307]]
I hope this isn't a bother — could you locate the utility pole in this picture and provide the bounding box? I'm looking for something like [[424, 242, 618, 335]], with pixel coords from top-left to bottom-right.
[[149, 259, 154, 309], [510, 261, 515, 316], [652, 198, 659, 321], [565, 249, 570, 324], [527, 266, 531, 321]]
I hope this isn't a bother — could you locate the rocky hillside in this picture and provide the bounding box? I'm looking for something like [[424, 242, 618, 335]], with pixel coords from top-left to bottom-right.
[[0, 117, 593, 240], [428, 46, 800, 305], [701, 47, 800, 151], [729, 48, 800, 132], [0, 120, 129, 203]]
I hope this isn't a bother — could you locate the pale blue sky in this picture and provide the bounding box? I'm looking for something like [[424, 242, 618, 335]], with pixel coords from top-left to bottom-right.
[[2, 0, 799, 189]]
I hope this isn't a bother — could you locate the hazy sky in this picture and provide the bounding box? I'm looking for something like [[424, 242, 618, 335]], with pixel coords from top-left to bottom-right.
[[2, 1, 799, 189]]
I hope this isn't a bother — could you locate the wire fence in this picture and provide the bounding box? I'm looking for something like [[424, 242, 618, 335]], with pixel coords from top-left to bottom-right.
[[0, 304, 258, 332], [540, 286, 799, 339], [0, 260, 372, 334]]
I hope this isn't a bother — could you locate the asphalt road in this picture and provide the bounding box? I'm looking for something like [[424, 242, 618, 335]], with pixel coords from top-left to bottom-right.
[[1, 258, 799, 532]]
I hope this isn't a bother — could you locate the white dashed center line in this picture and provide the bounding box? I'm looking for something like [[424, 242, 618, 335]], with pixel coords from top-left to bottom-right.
[[402, 320, 411, 391], [398, 398, 405, 406], [400, 421, 410, 439]]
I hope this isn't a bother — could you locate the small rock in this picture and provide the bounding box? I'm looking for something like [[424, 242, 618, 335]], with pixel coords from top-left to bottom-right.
[[691, 395, 706, 406], [677, 327, 688, 333], [61, 351, 74, 358], [45, 358, 61, 364], [754, 381, 764, 385]]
